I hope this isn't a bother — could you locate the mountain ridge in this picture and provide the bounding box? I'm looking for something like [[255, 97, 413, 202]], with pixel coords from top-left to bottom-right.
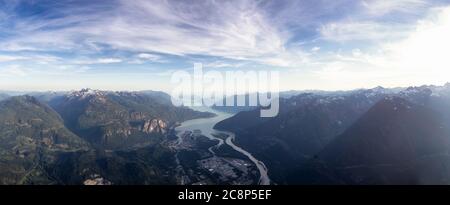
[[215, 83, 450, 184]]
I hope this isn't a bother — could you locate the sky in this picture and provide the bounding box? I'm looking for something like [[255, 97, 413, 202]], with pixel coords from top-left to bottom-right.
[[1, 0, 450, 92]]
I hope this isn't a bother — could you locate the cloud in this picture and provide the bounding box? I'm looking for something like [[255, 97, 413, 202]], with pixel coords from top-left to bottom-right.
[[382, 6, 450, 82], [0, 55, 27, 62], [97, 58, 122, 64], [0, 65, 27, 77], [361, 0, 428, 16], [319, 21, 411, 42], [0, 0, 295, 66], [107, 0, 287, 62], [1, 0, 449, 91], [73, 58, 123, 65], [2, 0, 435, 70], [137, 53, 161, 61], [311, 6, 450, 88], [318, 0, 433, 43], [0, 54, 60, 64], [203, 61, 248, 68]]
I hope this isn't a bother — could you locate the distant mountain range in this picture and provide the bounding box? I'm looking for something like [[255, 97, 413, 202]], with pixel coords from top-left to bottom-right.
[[215, 83, 450, 184], [2, 84, 450, 185]]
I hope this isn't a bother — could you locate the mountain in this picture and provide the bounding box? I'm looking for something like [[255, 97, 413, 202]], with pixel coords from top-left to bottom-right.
[[49, 89, 213, 149], [0, 96, 88, 184], [216, 83, 450, 184], [296, 95, 450, 185], [2, 84, 449, 185], [0, 89, 215, 184], [0, 96, 88, 151], [44, 144, 178, 185], [0, 93, 9, 101], [27, 91, 68, 104], [215, 87, 393, 184], [138, 90, 173, 105], [211, 91, 349, 114], [211, 93, 260, 114], [321, 96, 450, 166]]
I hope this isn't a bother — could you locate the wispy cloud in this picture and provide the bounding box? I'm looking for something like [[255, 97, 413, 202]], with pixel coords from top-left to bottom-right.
[[137, 53, 162, 61], [0, 55, 27, 62], [0, 0, 449, 91], [0, 54, 60, 64], [0, 0, 290, 66], [319, 21, 411, 42], [307, 6, 450, 89], [203, 60, 248, 68], [0, 64, 27, 77], [73, 58, 123, 65], [361, 0, 428, 16]]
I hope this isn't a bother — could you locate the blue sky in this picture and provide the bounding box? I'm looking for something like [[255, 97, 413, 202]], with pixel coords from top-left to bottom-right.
[[1, 0, 450, 91]]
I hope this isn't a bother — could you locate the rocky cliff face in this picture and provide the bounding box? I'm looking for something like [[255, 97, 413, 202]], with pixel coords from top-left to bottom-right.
[[102, 118, 168, 138], [142, 119, 167, 134]]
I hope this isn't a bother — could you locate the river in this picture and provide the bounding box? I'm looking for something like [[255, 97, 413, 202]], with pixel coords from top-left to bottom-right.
[[175, 107, 271, 185]]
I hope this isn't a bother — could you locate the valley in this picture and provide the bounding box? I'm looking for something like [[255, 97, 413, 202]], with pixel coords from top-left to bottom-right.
[[1, 83, 450, 185], [170, 107, 270, 185]]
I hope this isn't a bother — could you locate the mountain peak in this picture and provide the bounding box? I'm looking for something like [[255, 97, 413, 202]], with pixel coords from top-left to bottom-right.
[[372, 85, 385, 91], [401, 86, 432, 95], [68, 88, 107, 99], [444, 82, 450, 88]]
